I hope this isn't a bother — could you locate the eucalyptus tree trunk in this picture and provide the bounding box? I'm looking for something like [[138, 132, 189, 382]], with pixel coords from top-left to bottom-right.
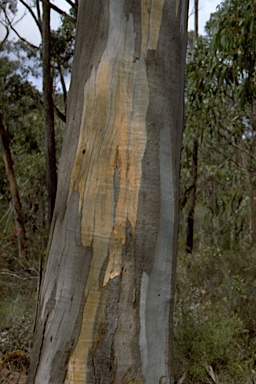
[[27, 1, 188, 383]]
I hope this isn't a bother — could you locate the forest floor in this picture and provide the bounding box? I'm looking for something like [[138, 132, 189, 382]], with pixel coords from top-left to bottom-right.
[[0, 349, 28, 383]]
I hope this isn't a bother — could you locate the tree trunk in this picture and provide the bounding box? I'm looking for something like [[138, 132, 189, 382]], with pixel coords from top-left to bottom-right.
[[186, 138, 198, 253], [27, 1, 189, 383], [0, 113, 27, 260], [42, 0, 57, 226], [185, 0, 199, 253], [241, 152, 256, 246], [194, 0, 198, 37]]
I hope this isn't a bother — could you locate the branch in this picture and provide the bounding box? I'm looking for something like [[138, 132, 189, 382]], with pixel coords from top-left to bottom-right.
[[19, 0, 42, 33], [54, 55, 67, 107], [6, 16, 39, 49], [54, 105, 66, 123], [65, 0, 76, 9], [0, 24, 9, 50], [217, 130, 256, 162], [204, 138, 243, 170], [47, 1, 76, 23], [36, 0, 42, 26], [1, 7, 39, 49]]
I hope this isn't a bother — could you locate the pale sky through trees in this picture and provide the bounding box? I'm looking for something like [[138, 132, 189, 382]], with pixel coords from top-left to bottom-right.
[[0, 0, 222, 90], [188, 0, 222, 34]]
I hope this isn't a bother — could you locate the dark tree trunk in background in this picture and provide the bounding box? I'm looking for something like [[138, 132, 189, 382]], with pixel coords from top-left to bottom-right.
[[0, 114, 27, 260], [195, 0, 198, 37], [186, 138, 198, 253], [42, 0, 57, 226], [185, 0, 199, 253], [27, 1, 189, 383]]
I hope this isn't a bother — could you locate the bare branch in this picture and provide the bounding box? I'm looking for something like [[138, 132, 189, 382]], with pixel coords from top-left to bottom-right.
[[217, 130, 256, 162], [65, 0, 76, 9], [8, 21, 39, 49], [0, 24, 9, 50], [48, 1, 76, 23], [36, 0, 42, 26], [19, 0, 42, 33], [54, 55, 67, 107], [2, 7, 39, 49], [54, 105, 66, 123]]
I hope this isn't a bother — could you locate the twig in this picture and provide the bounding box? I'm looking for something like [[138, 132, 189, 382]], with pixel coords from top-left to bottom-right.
[[206, 364, 219, 383], [3, 8, 39, 49], [0, 24, 9, 50], [177, 371, 187, 384], [0, 270, 37, 280], [16, 369, 22, 384]]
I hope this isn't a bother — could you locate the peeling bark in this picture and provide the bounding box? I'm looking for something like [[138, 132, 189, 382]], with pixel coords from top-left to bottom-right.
[[27, 1, 188, 383]]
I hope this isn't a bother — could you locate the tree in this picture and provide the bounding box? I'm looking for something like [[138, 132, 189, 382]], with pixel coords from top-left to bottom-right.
[[0, 54, 46, 262], [184, 1, 199, 254], [0, 113, 27, 260], [42, 0, 57, 225], [1, 0, 77, 225], [27, 1, 189, 383]]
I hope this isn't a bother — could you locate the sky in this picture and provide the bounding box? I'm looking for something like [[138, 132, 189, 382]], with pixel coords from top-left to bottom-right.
[[188, 0, 222, 34]]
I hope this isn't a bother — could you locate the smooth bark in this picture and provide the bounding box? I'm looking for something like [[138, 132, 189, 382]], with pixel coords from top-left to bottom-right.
[[28, 1, 188, 383]]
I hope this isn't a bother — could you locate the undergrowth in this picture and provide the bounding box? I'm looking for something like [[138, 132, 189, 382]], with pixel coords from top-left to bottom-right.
[[174, 245, 256, 383]]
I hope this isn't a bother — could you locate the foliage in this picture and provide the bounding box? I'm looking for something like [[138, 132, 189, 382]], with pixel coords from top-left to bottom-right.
[[177, 0, 256, 382], [0, 0, 256, 381], [174, 246, 256, 383]]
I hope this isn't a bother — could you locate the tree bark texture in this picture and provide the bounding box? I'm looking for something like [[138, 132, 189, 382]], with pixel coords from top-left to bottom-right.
[[28, 1, 188, 383], [42, 0, 57, 226]]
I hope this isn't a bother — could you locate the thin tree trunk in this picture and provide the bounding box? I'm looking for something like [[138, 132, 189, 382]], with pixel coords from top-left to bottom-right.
[[194, 0, 198, 37], [27, 1, 189, 383], [0, 114, 27, 260], [185, 0, 199, 253], [42, 0, 57, 226], [186, 138, 198, 253], [241, 152, 256, 246]]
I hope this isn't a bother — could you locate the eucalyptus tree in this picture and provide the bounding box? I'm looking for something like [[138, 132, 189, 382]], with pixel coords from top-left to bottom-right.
[[27, 0, 189, 383]]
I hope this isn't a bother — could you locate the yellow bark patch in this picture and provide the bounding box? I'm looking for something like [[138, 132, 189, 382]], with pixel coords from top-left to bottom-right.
[[141, 0, 165, 52], [65, 0, 150, 382]]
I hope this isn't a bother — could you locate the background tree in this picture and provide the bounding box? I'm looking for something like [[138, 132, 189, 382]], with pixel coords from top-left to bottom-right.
[[0, 0, 77, 224]]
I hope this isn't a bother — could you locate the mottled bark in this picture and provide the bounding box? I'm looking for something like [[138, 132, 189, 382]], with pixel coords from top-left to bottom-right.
[[42, 0, 57, 226], [27, 1, 188, 383]]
